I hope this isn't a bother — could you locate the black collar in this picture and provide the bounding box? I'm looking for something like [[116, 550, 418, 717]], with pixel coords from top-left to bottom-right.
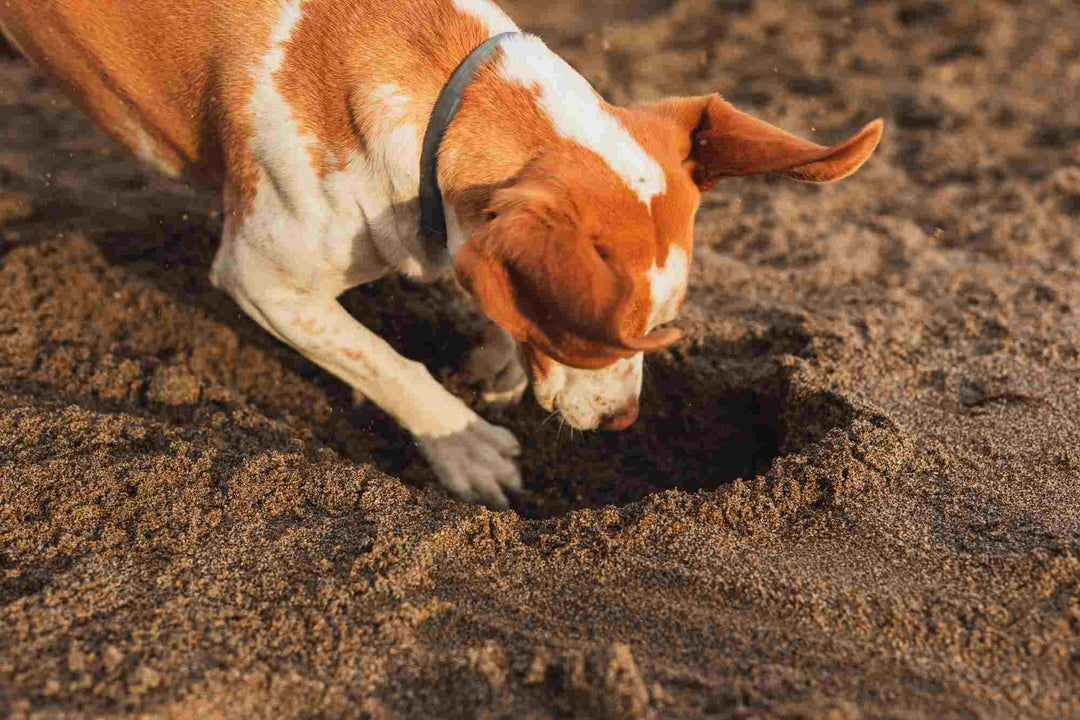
[[418, 31, 522, 246]]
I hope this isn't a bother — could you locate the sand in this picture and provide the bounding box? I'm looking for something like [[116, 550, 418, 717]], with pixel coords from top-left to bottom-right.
[[2, 0, 1079, 717]]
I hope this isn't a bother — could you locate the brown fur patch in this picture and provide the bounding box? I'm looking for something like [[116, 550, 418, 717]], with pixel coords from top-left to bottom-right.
[[0, 0, 284, 218], [274, 0, 495, 177], [452, 144, 686, 369]]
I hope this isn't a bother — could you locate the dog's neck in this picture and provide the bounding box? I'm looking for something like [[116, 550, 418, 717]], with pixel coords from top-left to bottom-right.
[[419, 31, 523, 248], [428, 33, 659, 260], [429, 32, 559, 260]]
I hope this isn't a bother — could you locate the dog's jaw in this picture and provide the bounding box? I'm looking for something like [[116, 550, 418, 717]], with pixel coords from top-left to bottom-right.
[[523, 244, 688, 431], [529, 351, 645, 431]]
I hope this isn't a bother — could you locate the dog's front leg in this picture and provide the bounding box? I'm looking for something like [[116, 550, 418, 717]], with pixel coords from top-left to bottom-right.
[[455, 308, 529, 408], [211, 234, 522, 509]]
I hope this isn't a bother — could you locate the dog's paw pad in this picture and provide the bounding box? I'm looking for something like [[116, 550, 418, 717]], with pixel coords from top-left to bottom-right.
[[416, 419, 522, 509]]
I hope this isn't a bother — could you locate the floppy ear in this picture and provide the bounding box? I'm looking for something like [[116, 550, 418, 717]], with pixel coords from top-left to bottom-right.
[[454, 183, 681, 369], [655, 94, 883, 190]]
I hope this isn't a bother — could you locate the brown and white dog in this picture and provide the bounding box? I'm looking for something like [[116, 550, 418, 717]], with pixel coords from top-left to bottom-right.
[[0, 0, 882, 507]]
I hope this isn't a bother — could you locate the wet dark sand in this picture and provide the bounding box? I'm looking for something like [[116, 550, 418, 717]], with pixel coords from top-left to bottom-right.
[[2, 1, 1079, 717]]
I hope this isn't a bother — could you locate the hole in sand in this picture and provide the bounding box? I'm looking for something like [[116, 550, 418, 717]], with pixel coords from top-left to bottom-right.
[[322, 285, 864, 520], [499, 344, 856, 519], [45, 218, 869, 523]]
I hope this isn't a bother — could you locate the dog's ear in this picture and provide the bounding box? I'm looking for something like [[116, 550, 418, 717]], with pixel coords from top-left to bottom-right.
[[454, 182, 681, 369], [652, 94, 883, 191]]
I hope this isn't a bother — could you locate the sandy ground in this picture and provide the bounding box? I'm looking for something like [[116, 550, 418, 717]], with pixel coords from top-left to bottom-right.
[[2, 0, 1080, 718]]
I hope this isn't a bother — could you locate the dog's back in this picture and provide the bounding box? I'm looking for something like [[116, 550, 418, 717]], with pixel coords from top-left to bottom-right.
[[0, 0, 235, 179], [0, 0, 499, 186]]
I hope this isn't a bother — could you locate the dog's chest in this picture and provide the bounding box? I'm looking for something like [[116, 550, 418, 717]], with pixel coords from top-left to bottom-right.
[[240, 5, 454, 288]]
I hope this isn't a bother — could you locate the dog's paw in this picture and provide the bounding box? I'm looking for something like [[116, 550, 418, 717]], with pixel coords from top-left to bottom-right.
[[416, 419, 522, 509], [461, 324, 527, 408]]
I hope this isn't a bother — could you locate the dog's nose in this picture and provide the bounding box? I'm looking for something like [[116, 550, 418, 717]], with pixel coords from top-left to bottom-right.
[[600, 401, 639, 431]]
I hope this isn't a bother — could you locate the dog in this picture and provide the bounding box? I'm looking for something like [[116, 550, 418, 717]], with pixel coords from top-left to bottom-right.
[[0, 0, 882, 508]]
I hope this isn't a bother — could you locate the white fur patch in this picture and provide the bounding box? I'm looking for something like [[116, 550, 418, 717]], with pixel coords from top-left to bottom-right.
[[532, 354, 644, 430], [354, 83, 430, 278], [647, 245, 689, 327], [497, 35, 666, 210], [452, 0, 520, 35], [249, 0, 318, 218], [247, 29, 431, 283]]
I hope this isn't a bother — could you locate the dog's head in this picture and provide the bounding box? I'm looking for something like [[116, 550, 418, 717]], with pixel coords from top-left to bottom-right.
[[455, 94, 882, 430]]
